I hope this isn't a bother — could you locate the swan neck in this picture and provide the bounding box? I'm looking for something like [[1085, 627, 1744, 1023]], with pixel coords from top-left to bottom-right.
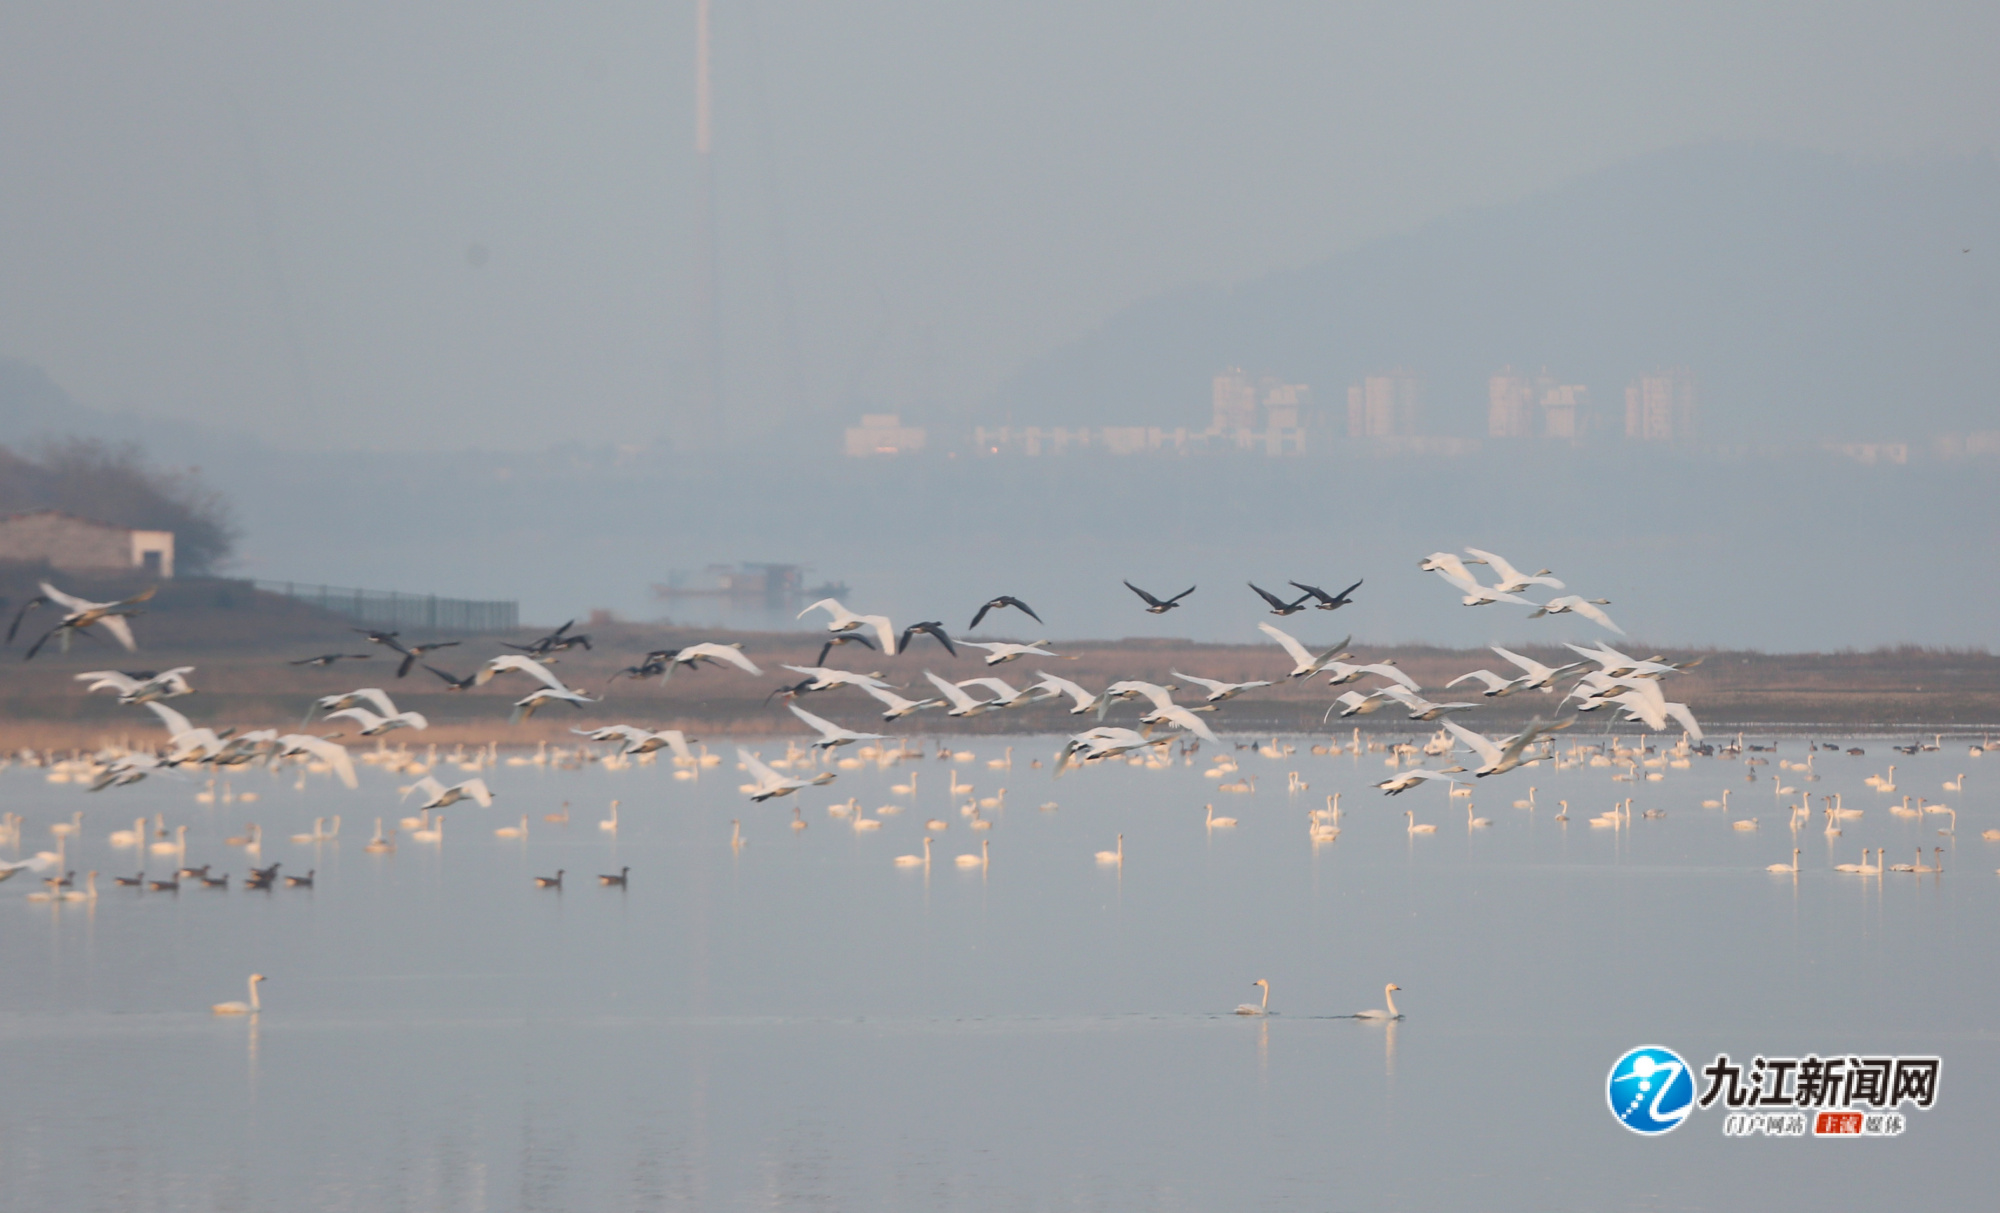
[[1384, 985, 1398, 1018], [248, 979, 260, 1011]]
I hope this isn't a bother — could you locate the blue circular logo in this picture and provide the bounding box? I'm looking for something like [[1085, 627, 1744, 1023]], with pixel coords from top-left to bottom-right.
[[1607, 1045, 1695, 1135]]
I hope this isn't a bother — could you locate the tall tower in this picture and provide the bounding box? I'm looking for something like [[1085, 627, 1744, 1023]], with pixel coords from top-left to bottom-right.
[[685, 0, 722, 450]]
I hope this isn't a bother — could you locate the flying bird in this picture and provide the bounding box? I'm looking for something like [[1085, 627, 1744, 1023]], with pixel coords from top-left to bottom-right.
[[390, 640, 462, 678], [967, 595, 1042, 631], [75, 667, 193, 704], [1376, 767, 1465, 795], [1168, 670, 1272, 703], [798, 598, 897, 654], [1248, 582, 1312, 615], [660, 642, 762, 678], [423, 665, 480, 691], [737, 747, 836, 802], [1288, 579, 1362, 611], [787, 704, 889, 752], [1461, 549, 1564, 593], [1531, 596, 1624, 634], [504, 620, 592, 655], [1442, 718, 1572, 777], [1124, 581, 1195, 613], [289, 653, 373, 667], [573, 725, 696, 761], [403, 775, 495, 809], [9, 583, 155, 658], [958, 640, 1063, 665], [896, 621, 957, 657], [1257, 622, 1353, 679], [326, 705, 431, 736], [813, 634, 876, 666], [853, 681, 945, 720]]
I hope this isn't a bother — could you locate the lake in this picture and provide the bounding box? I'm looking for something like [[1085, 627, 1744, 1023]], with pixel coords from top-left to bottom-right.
[[1, 731, 1990, 1211]]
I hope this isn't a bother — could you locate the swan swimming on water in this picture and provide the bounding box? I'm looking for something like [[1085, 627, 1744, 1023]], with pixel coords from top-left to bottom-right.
[[1095, 834, 1124, 865], [213, 974, 265, 1016], [1235, 979, 1270, 1016], [1353, 984, 1402, 1020]]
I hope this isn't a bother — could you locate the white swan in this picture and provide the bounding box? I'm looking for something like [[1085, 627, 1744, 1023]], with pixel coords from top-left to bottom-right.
[[1467, 804, 1491, 828], [955, 839, 989, 869], [1767, 848, 1800, 873], [894, 837, 932, 868], [1354, 983, 1402, 1020], [1095, 834, 1124, 865], [495, 815, 528, 839], [1234, 979, 1271, 1016], [599, 800, 619, 832], [409, 814, 444, 843], [1405, 811, 1436, 835], [213, 974, 265, 1016], [1206, 804, 1237, 829]]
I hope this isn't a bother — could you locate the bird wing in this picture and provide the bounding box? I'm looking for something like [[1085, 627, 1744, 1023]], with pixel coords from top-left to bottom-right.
[[686, 643, 762, 675], [855, 682, 916, 713], [403, 775, 447, 803], [146, 701, 197, 738], [280, 734, 358, 789], [957, 676, 1020, 702], [459, 778, 494, 807], [1257, 621, 1312, 667], [1572, 601, 1625, 634], [6, 595, 48, 643], [96, 614, 138, 651], [76, 670, 142, 693], [1462, 548, 1523, 582], [326, 707, 386, 730], [1152, 705, 1218, 743], [38, 582, 101, 612], [1441, 719, 1503, 768], [737, 747, 786, 789], [787, 703, 845, 740], [797, 598, 849, 624], [1447, 669, 1506, 692], [923, 670, 980, 711], [1168, 669, 1227, 694], [1004, 596, 1043, 623], [1123, 580, 1163, 607], [1248, 582, 1286, 609], [1167, 585, 1196, 604], [966, 601, 995, 630], [1287, 581, 1329, 602], [1663, 701, 1704, 742], [1488, 645, 1546, 678], [857, 614, 896, 655], [349, 688, 399, 717], [1029, 673, 1095, 710], [656, 730, 695, 762], [485, 654, 569, 692], [1361, 663, 1421, 691]]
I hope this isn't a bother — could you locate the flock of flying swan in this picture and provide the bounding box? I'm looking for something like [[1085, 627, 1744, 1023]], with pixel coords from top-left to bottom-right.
[[4, 547, 1980, 1019]]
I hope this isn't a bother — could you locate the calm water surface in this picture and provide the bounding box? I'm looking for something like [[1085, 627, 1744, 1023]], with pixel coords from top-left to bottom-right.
[[1, 735, 1992, 1211]]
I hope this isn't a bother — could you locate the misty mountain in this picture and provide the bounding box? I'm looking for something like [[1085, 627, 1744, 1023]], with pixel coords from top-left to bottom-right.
[[990, 144, 2000, 445]]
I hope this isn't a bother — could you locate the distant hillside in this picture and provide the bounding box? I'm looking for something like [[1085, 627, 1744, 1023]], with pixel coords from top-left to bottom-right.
[[989, 144, 2000, 445]]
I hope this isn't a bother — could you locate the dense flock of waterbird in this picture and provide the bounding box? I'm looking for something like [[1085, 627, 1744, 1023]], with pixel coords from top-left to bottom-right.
[[2, 551, 1988, 1018]]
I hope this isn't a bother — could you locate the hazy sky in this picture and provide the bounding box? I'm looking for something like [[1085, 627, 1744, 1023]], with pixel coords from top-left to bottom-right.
[[1, 2, 1996, 450]]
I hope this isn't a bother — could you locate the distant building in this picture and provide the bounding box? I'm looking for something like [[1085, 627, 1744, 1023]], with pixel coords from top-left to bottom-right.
[[0, 510, 174, 578], [1537, 377, 1593, 443], [843, 414, 927, 457], [1624, 369, 1698, 447], [1487, 367, 1535, 438], [1348, 370, 1421, 439], [1489, 367, 1593, 442], [1207, 370, 1310, 454]]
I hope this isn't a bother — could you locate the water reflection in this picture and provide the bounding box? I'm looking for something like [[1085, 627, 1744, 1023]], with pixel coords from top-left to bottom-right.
[[0, 733, 1992, 1210]]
